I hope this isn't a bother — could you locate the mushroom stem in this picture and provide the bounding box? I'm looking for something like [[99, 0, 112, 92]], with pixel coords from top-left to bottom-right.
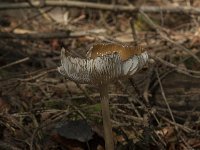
[[99, 85, 114, 150]]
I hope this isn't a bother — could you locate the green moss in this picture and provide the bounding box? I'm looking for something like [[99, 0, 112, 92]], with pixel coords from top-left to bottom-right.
[[82, 103, 101, 112], [43, 99, 67, 109]]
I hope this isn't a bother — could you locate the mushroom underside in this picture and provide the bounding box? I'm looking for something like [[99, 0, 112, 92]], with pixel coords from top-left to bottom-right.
[[58, 49, 148, 84]]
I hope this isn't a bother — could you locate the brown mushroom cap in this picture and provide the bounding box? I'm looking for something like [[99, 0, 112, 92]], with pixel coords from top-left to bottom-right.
[[88, 43, 145, 61]]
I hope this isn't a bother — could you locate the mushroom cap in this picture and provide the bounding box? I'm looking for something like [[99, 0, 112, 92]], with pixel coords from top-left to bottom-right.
[[58, 43, 148, 85], [88, 43, 145, 61]]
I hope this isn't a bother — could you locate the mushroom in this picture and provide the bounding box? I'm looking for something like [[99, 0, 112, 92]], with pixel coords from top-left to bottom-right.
[[58, 43, 149, 150]]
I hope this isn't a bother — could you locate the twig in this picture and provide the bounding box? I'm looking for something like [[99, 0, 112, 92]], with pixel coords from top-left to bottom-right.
[[156, 107, 200, 117], [0, 29, 106, 39], [0, 57, 29, 70], [129, 78, 147, 105], [114, 114, 144, 124], [19, 68, 57, 82], [130, 16, 138, 45], [158, 115, 195, 149], [72, 105, 87, 120], [30, 126, 40, 150], [1, 1, 200, 14], [151, 55, 200, 78], [150, 53, 200, 92], [0, 31, 70, 39], [155, 68, 193, 148], [155, 69, 175, 123], [11, 7, 53, 31], [0, 68, 53, 82], [143, 64, 155, 103], [75, 82, 94, 104], [71, 93, 129, 100], [158, 115, 194, 133], [152, 55, 200, 74], [117, 80, 141, 117], [140, 11, 200, 64]]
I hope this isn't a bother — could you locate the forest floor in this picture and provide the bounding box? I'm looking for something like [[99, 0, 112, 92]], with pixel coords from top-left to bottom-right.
[[0, 0, 200, 150]]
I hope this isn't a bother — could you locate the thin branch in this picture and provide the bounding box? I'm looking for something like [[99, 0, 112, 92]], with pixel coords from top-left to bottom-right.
[[117, 80, 141, 117], [0, 29, 105, 39], [75, 82, 94, 104], [140, 11, 200, 64], [158, 115, 194, 133], [0, 31, 70, 39], [130, 17, 138, 45], [1, 1, 200, 14], [0, 57, 29, 70], [19, 68, 57, 82], [152, 55, 200, 75], [11, 7, 53, 31], [155, 69, 175, 123]]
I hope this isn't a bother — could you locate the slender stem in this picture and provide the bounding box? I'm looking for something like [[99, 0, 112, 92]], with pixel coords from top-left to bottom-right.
[[99, 85, 114, 150]]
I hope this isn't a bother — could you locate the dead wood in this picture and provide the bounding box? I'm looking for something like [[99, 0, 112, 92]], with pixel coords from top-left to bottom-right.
[[0, 1, 200, 15], [0, 29, 105, 39]]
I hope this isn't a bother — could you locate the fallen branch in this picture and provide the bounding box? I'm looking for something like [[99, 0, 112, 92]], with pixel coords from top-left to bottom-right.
[[0, 29, 106, 39], [155, 69, 175, 124], [1, 1, 200, 14], [0, 31, 70, 39], [0, 57, 29, 70]]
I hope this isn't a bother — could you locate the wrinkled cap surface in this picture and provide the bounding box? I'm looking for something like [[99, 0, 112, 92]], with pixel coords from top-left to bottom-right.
[[58, 43, 148, 85]]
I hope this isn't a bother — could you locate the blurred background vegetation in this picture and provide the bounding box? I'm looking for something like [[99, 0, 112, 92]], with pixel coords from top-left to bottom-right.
[[0, 0, 200, 149]]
